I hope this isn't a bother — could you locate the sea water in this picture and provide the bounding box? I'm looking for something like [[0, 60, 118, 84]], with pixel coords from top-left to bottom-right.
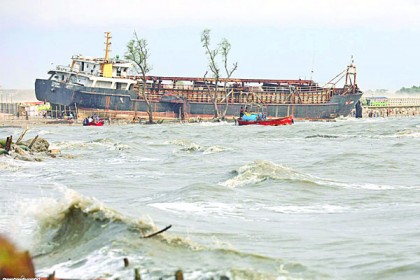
[[1, 117, 420, 279]]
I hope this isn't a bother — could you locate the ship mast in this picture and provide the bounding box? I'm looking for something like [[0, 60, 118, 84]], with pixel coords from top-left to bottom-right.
[[101, 32, 113, 77], [104, 32, 112, 62], [345, 56, 357, 92]]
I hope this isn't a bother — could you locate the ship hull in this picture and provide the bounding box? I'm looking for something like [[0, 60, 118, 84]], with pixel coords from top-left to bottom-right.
[[35, 79, 362, 120]]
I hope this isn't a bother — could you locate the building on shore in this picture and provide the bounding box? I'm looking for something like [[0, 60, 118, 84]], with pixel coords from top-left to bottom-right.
[[360, 96, 420, 117], [0, 89, 46, 119]]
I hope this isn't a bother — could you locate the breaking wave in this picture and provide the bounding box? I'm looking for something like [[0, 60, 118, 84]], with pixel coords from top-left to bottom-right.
[[219, 160, 409, 190], [219, 160, 319, 188], [26, 187, 313, 279], [170, 139, 203, 152]]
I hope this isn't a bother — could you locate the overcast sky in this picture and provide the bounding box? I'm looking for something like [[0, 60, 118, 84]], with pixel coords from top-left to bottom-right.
[[1, 0, 419, 91]]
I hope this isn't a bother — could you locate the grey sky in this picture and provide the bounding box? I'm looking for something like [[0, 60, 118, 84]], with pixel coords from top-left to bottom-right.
[[1, 0, 419, 90]]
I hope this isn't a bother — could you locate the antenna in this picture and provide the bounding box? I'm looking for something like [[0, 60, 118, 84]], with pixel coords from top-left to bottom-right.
[[310, 53, 315, 81]]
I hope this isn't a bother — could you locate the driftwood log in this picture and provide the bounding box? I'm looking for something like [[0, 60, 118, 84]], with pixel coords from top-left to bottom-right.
[[143, 225, 172, 238]]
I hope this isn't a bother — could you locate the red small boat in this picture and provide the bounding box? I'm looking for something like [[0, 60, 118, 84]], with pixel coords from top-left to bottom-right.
[[237, 116, 294, 126], [83, 119, 104, 126]]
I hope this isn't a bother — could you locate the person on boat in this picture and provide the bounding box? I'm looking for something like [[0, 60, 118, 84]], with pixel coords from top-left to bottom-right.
[[245, 106, 249, 113], [83, 118, 88, 125], [88, 116, 93, 123], [93, 114, 100, 123], [239, 106, 244, 118]]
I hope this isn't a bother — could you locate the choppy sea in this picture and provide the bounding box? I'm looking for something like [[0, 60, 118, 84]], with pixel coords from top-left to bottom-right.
[[1, 117, 420, 279]]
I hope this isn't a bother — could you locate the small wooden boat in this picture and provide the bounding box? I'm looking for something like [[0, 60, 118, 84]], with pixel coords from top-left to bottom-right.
[[237, 116, 294, 126]]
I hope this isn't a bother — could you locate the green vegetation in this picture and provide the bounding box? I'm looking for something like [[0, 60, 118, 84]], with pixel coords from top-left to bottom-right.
[[397, 85, 420, 93], [362, 98, 389, 107]]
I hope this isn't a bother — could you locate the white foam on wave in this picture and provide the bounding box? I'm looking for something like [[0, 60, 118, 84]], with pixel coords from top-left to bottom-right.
[[395, 129, 420, 138], [37, 129, 55, 136], [195, 121, 230, 126], [53, 140, 88, 149], [320, 180, 407, 190], [53, 139, 130, 151], [203, 145, 226, 154], [91, 138, 131, 151], [266, 204, 348, 214], [149, 201, 239, 217], [360, 128, 420, 139], [170, 139, 203, 152], [36, 245, 132, 279], [169, 139, 227, 155], [0, 156, 28, 171]]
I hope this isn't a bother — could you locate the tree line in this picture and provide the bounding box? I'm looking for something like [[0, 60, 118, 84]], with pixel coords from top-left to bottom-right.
[[397, 85, 420, 93], [124, 29, 238, 124]]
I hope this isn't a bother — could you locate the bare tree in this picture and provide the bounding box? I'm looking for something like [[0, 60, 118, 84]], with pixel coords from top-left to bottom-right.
[[125, 31, 154, 124], [201, 29, 238, 119], [220, 38, 238, 117]]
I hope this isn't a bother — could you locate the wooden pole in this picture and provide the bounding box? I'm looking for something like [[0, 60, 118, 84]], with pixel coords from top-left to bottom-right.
[[74, 102, 78, 119], [5, 136, 12, 152], [175, 270, 184, 280], [16, 126, 29, 144], [47, 271, 55, 280], [134, 268, 141, 280], [28, 135, 39, 149]]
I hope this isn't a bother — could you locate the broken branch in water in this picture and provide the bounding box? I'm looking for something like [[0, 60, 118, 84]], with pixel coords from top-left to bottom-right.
[[143, 225, 172, 238]]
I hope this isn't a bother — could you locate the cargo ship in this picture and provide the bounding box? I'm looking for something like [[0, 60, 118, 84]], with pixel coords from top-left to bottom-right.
[[35, 32, 363, 120]]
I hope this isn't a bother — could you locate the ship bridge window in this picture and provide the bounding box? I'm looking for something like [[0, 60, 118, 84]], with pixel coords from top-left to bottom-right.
[[61, 75, 65, 81], [116, 82, 127, 90]]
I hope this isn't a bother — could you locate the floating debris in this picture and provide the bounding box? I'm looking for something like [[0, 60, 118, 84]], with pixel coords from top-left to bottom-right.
[[1, 127, 62, 161]]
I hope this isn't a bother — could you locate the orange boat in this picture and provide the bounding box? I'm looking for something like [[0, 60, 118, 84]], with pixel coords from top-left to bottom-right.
[[237, 115, 293, 126]]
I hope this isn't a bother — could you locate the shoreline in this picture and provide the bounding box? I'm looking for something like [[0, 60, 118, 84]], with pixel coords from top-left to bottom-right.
[[1, 113, 419, 128]]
